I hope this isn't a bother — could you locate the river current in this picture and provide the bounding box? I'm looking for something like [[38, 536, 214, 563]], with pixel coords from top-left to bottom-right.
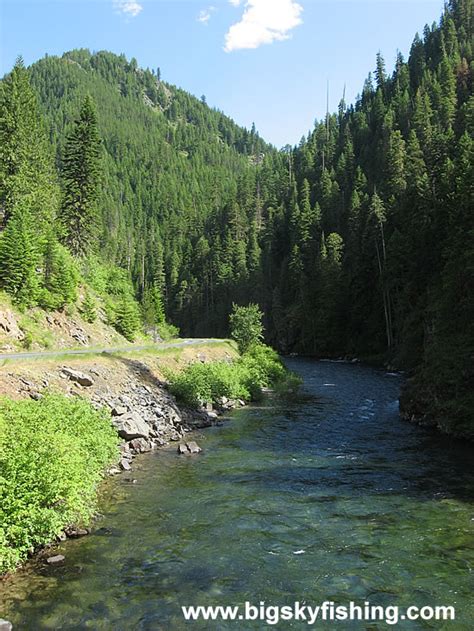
[[1, 359, 473, 629]]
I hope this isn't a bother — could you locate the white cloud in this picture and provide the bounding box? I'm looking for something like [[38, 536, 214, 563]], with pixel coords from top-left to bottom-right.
[[198, 6, 216, 25], [113, 1, 143, 18], [224, 0, 303, 52], [229, 0, 242, 6]]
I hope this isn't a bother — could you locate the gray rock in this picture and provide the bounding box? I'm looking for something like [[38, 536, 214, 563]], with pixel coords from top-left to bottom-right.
[[177, 443, 188, 454], [129, 437, 152, 453], [65, 527, 89, 538], [71, 328, 88, 345], [61, 368, 94, 387], [46, 554, 65, 564], [112, 412, 150, 440], [186, 441, 202, 454], [120, 458, 131, 471], [29, 392, 43, 401], [112, 406, 128, 417], [0, 619, 13, 631]]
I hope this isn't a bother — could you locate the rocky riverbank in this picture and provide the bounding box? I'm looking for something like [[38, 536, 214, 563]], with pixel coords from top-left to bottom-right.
[[0, 343, 241, 584]]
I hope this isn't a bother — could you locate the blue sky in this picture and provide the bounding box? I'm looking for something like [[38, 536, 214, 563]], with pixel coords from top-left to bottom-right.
[[1, 0, 445, 147]]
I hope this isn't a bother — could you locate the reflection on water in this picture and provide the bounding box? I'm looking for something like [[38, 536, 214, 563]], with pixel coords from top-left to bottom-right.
[[1, 359, 474, 629]]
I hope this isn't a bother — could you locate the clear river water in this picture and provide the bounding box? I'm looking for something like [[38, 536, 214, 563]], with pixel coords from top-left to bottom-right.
[[1, 359, 473, 630]]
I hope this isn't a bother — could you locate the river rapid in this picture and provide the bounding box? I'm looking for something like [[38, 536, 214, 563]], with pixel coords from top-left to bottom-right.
[[1, 359, 473, 629]]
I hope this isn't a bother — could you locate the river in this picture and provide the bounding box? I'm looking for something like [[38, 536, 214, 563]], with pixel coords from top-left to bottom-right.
[[1, 359, 473, 629]]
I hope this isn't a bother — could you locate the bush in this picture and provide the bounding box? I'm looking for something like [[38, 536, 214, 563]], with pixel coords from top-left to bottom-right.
[[38, 238, 79, 311], [0, 394, 118, 575], [114, 296, 142, 341], [167, 343, 293, 408], [81, 290, 97, 323], [229, 303, 264, 354]]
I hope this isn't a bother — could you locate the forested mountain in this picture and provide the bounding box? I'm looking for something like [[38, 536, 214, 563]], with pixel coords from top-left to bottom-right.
[[0, 0, 472, 436]]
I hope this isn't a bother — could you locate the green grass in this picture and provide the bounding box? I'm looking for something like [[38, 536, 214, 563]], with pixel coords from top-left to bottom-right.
[[0, 394, 119, 575]]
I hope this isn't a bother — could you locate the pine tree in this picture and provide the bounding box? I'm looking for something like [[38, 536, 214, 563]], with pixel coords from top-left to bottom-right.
[[115, 296, 141, 341], [142, 282, 165, 340], [60, 95, 102, 257], [0, 57, 58, 228], [81, 290, 97, 324], [0, 207, 40, 306], [40, 231, 78, 309]]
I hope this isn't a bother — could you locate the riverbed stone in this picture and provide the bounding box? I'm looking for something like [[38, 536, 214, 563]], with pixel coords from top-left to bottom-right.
[[178, 443, 188, 454], [120, 458, 132, 471], [112, 412, 150, 440], [186, 441, 202, 454], [46, 554, 65, 564], [65, 527, 89, 538], [0, 619, 13, 631], [129, 437, 152, 453]]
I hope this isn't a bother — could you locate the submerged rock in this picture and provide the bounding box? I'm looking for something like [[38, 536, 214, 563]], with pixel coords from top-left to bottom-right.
[[187, 441, 202, 454], [65, 527, 89, 538], [177, 441, 202, 454], [46, 554, 65, 565]]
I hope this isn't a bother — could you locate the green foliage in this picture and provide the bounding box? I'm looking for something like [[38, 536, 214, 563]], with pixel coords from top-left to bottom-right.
[[168, 343, 290, 408], [60, 95, 102, 257], [229, 303, 264, 354], [0, 207, 41, 307], [80, 290, 97, 323], [142, 283, 165, 339], [38, 233, 79, 310], [0, 394, 118, 574], [114, 295, 142, 341], [0, 1, 471, 435], [0, 57, 59, 228]]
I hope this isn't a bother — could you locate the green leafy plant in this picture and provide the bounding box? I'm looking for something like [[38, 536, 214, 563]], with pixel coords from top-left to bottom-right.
[[229, 303, 264, 354], [0, 394, 119, 574], [167, 342, 296, 408]]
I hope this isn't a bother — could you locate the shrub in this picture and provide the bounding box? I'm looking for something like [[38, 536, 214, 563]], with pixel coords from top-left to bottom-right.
[[229, 303, 264, 354], [0, 394, 118, 575], [81, 290, 97, 323], [167, 343, 293, 408], [114, 296, 142, 341]]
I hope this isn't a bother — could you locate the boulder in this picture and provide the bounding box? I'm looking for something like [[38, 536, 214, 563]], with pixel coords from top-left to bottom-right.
[[129, 437, 152, 453], [112, 406, 128, 417], [177, 443, 188, 455], [46, 554, 65, 565], [112, 412, 150, 440], [61, 368, 94, 387], [65, 527, 89, 538], [0, 620, 13, 631], [186, 441, 202, 454], [120, 458, 131, 471]]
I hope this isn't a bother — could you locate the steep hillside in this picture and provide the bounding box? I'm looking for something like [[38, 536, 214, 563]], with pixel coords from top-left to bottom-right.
[[0, 0, 472, 437], [29, 49, 274, 334]]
